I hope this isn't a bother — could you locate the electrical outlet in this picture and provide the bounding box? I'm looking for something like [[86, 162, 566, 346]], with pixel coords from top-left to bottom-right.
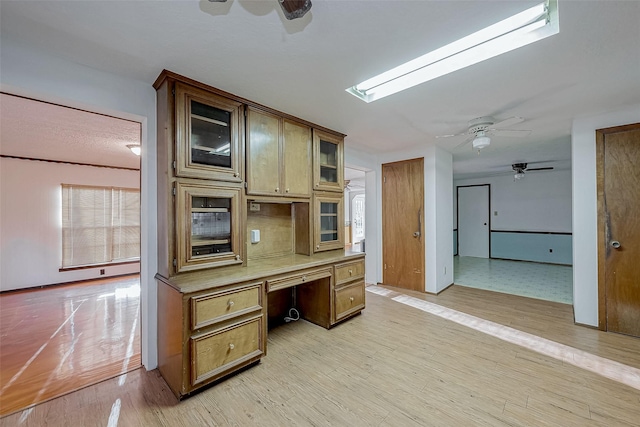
[[549, 249, 553, 253], [249, 202, 260, 212], [100, 269, 105, 275]]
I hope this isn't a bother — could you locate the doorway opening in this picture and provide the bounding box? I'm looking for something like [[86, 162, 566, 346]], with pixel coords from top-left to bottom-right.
[[344, 167, 366, 253], [0, 93, 142, 416]]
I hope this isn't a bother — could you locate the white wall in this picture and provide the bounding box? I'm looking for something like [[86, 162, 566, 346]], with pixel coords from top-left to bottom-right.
[[454, 169, 572, 232], [345, 146, 378, 285], [0, 39, 158, 369], [430, 147, 454, 293], [571, 103, 640, 326], [0, 158, 141, 291]]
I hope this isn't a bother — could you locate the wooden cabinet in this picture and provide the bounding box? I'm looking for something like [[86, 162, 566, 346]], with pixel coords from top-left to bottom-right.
[[155, 70, 359, 399], [333, 259, 365, 323], [313, 130, 344, 193], [175, 181, 244, 272], [314, 192, 344, 252], [175, 82, 244, 183], [157, 280, 265, 399], [246, 107, 311, 198]]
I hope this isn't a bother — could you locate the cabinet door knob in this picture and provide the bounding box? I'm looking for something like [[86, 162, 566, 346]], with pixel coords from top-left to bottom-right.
[[234, 172, 239, 177], [229, 343, 235, 350], [350, 297, 354, 302], [228, 300, 234, 307], [348, 269, 353, 275], [285, 188, 289, 193], [316, 245, 320, 249], [302, 275, 306, 281], [275, 187, 279, 192]]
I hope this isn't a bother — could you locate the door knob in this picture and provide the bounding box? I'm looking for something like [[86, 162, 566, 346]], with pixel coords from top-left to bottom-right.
[[611, 240, 621, 249], [413, 231, 421, 237]]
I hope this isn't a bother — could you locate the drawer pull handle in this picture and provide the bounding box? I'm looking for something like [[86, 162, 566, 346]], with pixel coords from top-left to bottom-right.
[[229, 343, 235, 350], [348, 269, 353, 275], [349, 297, 355, 302], [228, 301, 235, 307], [302, 275, 307, 282]]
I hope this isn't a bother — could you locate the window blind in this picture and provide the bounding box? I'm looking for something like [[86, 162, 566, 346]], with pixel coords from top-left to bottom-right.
[[61, 184, 140, 268]]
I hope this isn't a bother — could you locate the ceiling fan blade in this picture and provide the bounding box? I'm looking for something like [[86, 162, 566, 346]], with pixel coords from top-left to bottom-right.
[[491, 116, 524, 129], [490, 129, 531, 138], [526, 167, 554, 171], [435, 131, 469, 139], [279, 0, 312, 20]]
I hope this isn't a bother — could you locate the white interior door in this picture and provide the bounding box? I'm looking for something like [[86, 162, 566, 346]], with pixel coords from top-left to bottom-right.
[[458, 185, 489, 258]]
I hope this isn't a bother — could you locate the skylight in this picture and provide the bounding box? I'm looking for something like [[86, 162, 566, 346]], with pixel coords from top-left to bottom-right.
[[346, 0, 559, 103]]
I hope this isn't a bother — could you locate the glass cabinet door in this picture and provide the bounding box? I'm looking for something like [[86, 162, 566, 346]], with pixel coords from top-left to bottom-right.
[[314, 193, 344, 252], [313, 130, 344, 193], [176, 182, 243, 272], [175, 82, 243, 183]]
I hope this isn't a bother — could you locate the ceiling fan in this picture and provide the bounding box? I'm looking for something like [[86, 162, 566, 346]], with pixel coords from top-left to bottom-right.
[[436, 116, 531, 152], [208, 0, 312, 20], [511, 162, 554, 180]]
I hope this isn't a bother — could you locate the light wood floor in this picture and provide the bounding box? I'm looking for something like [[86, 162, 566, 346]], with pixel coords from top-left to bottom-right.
[[0, 275, 141, 417], [2, 284, 640, 426]]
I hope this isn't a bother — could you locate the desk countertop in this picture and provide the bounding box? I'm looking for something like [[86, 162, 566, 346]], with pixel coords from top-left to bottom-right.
[[156, 250, 365, 294]]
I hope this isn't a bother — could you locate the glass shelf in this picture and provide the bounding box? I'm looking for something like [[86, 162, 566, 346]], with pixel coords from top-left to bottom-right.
[[190, 100, 232, 168]]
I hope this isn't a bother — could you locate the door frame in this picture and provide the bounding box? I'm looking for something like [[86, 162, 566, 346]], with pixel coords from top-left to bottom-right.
[[596, 122, 640, 331], [456, 184, 491, 258]]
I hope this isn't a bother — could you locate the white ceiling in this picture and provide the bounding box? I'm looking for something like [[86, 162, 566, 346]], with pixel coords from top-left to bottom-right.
[[0, 94, 142, 170], [1, 1, 639, 179]]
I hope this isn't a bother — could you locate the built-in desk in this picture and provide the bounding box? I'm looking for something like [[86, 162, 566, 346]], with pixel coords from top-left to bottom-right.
[[156, 250, 365, 399]]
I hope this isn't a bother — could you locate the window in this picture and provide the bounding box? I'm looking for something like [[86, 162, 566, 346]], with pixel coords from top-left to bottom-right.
[[61, 184, 140, 269]]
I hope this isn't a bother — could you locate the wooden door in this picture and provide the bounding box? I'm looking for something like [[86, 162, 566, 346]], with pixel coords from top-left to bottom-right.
[[382, 158, 424, 291], [282, 119, 312, 198], [246, 108, 281, 196], [457, 185, 490, 258], [597, 123, 640, 337]]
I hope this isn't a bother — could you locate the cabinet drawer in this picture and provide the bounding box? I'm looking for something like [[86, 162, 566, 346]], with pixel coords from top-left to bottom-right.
[[266, 267, 332, 293], [335, 259, 365, 285], [191, 316, 263, 385], [334, 280, 365, 321], [191, 283, 262, 329]]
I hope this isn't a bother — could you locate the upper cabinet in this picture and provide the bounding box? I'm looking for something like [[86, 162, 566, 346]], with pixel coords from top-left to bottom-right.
[[175, 82, 244, 183], [313, 192, 344, 252], [313, 130, 344, 193], [246, 107, 311, 198]]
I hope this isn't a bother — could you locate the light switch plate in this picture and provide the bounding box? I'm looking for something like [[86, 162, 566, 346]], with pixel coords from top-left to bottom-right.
[[251, 229, 260, 243]]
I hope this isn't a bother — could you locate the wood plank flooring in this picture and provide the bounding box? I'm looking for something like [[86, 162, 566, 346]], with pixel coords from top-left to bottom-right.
[[0, 275, 141, 417], [2, 284, 640, 426]]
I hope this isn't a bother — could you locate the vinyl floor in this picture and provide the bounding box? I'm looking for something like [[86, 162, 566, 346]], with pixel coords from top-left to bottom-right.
[[454, 255, 573, 304], [2, 284, 639, 426]]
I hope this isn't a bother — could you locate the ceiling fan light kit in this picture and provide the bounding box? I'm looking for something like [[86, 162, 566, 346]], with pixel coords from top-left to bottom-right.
[[127, 144, 141, 156], [511, 162, 554, 180], [346, 0, 559, 103], [472, 132, 491, 151]]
